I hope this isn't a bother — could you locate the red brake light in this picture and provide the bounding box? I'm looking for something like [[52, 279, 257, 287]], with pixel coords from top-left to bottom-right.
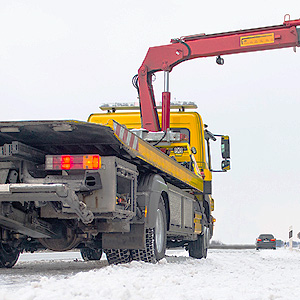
[[257, 239, 262, 241], [61, 155, 72, 170], [270, 239, 276, 241], [45, 154, 101, 170]]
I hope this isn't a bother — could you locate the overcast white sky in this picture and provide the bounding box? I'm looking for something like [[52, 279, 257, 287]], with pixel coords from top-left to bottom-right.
[[0, 1, 300, 244]]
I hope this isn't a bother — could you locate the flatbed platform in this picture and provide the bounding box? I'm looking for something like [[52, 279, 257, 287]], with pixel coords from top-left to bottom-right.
[[0, 119, 204, 192]]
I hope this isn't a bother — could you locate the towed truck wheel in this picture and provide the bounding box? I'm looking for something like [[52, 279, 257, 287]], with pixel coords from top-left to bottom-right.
[[131, 197, 167, 263], [0, 242, 20, 268]]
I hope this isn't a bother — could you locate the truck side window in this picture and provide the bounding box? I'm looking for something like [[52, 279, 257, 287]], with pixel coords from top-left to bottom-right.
[[205, 139, 211, 170]]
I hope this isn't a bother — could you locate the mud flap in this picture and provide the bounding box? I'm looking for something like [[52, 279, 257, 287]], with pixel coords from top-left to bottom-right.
[[102, 224, 145, 249]]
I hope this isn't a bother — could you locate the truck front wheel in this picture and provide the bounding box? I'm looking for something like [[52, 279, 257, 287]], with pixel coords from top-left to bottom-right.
[[189, 227, 209, 259]]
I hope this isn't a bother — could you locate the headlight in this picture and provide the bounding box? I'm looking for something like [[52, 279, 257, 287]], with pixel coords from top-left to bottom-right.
[[173, 147, 184, 155]]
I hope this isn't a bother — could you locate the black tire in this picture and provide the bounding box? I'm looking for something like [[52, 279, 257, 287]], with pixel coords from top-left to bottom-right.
[[104, 249, 132, 265], [189, 228, 209, 259], [0, 242, 20, 268], [131, 196, 167, 263], [154, 199, 167, 260], [80, 248, 102, 261]]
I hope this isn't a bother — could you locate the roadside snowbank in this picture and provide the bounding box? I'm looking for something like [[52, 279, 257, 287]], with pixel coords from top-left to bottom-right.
[[1, 248, 300, 300]]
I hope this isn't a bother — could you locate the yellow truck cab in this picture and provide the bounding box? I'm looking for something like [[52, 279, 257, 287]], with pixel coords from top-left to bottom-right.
[[88, 104, 215, 182]]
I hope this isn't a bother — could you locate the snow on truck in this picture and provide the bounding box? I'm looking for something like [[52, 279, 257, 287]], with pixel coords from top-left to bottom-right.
[[0, 16, 299, 268]]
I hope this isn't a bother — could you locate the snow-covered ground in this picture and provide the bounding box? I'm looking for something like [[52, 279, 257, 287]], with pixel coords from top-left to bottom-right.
[[1, 248, 300, 300]]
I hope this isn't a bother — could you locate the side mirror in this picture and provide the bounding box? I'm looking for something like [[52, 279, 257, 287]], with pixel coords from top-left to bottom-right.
[[221, 136, 230, 159], [221, 159, 230, 171]]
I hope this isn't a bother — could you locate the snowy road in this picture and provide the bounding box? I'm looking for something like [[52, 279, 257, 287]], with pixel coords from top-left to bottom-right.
[[1, 248, 300, 300]]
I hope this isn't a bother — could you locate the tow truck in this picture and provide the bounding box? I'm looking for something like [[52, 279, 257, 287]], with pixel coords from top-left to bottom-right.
[[0, 15, 299, 267]]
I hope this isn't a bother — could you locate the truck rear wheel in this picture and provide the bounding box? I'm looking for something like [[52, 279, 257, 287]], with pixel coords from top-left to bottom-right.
[[0, 242, 20, 268], [131, 197, 167, 263], [189, 227, 209, 259], [80, 248, 102, 261], [104, 249, 132, 265]]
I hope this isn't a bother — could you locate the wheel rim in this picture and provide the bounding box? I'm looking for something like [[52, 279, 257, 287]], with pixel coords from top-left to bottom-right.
[[155, 208, 164, 253]]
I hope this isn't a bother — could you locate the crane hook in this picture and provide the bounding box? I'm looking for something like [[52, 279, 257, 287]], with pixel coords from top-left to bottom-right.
[[216, 56, 224, 65]]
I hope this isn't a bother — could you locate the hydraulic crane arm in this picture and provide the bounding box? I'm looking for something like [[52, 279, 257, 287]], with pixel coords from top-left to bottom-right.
[[137, 16, 300, 132]]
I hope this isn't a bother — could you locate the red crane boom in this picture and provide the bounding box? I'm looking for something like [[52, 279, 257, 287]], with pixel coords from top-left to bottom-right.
[[136, 16, 300, 132]]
